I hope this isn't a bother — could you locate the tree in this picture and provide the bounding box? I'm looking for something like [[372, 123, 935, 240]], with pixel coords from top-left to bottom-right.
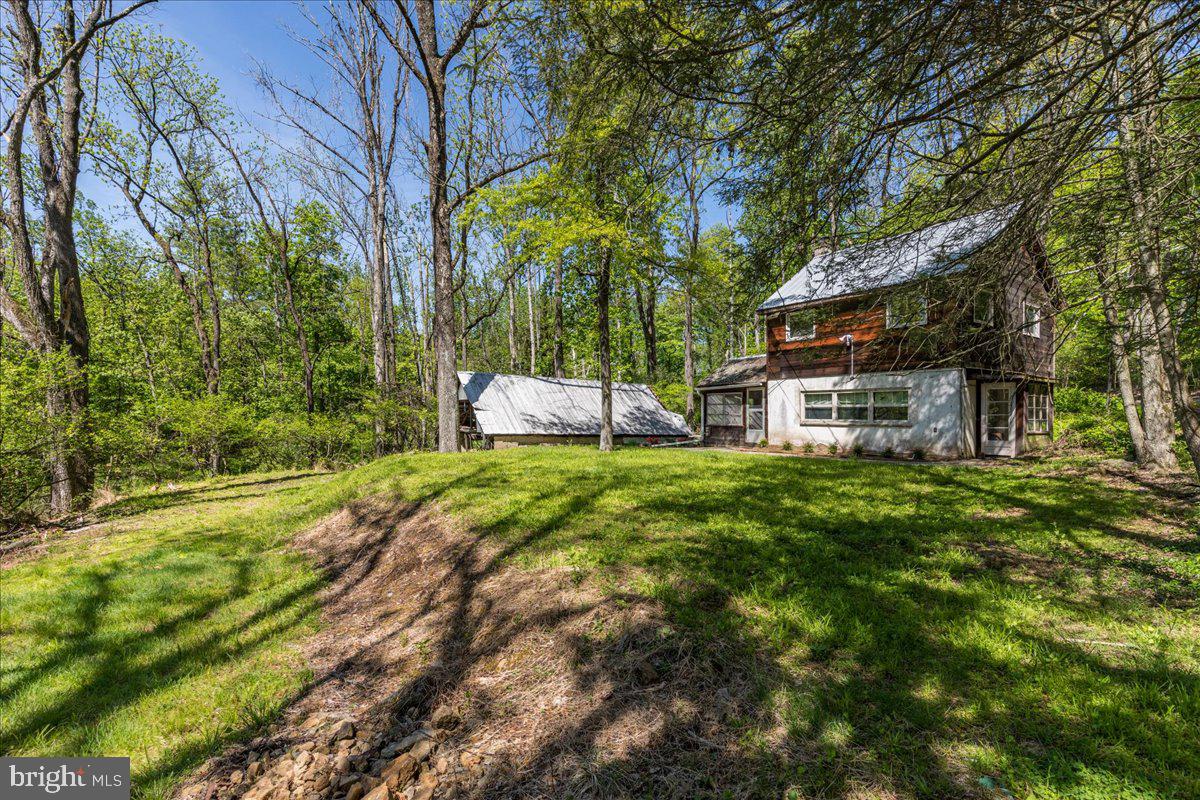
[[1, 0, 152, 513]]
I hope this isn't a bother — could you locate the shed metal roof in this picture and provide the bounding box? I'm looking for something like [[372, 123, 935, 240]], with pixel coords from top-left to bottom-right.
[[457, 371, 691, 438], [697, 355, 767, 389], [757, 206, 1020, 313]]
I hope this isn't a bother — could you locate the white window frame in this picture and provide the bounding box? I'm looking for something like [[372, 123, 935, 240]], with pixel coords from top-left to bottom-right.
[[973, 291, 994, 324], [1023, 302, 1041, 338], [886, 294, 928, 329], [1026, 386, 1051, 434], [785, 310, 816, 341], [800, 388, 910, 424]]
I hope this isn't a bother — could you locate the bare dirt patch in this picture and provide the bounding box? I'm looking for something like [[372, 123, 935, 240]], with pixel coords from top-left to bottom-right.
[[176, 496, 775, 800]]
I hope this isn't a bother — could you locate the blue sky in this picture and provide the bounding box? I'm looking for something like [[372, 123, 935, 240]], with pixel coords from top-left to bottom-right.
[[84, 1, 733, 231]]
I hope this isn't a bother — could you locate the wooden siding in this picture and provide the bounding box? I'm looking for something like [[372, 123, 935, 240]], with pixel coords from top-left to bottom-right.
[[765, 247, 1056, 382]]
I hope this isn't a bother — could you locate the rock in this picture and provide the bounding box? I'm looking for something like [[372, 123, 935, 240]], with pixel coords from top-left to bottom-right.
[[326, 719, 356, 745], [381, 755, 416, 788], [362, 783, 390, 800], [275, 759, 295, 777], [635, 658, 658, 684], [302, 713, 331, 731], [458, 752, 480, 771], [382, 728, 434, 759], [313, 773, 330, 791], [429, 704, 458, 730], [407, 739, 434, 764], [338, 774, 361, 789], [296, 741, 316, 753], [344, 784, 365, 800], [334, 755, 351, 773], [229, 771, 244, 785], [409, 786, 433, 800], [434, 757, 447, 775]]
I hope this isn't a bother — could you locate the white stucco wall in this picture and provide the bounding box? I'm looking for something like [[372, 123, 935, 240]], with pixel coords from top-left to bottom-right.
[[767, 368, 968, 457]]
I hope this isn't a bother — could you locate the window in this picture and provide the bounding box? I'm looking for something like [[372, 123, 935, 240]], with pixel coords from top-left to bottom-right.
[[973, 291, 993, 324], [801, 389, 910, 423], [838, 391, 870, 420], [1023, 302, 1041, 337], [872, 390, 910, 421], [785, 310, 816, 341], [804, 392, 834, 420], [886, 293, 928, 328], [1027, 386, 1050, 434], [705, 392, 743, 427]]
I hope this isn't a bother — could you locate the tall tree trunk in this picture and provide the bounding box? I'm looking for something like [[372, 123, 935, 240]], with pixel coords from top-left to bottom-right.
[[507, 279, 518, 371], [684, 285, 695, 423], [1093, 256, 1146, 462], [598, 247, 614, 452], [553, 255, 565, 378], [526, 266, 538, 376], [1138, 306, 1179, 471]]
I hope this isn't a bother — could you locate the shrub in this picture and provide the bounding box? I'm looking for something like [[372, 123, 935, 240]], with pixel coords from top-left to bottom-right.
[[851, 443, 865, 458], [757, 438, 767, 448], [1054, 386, 1133, 458], [802, 442, 814, 454], [782, 441, 793, 451], [827, 443, 839, 456], [883, 447, 896, 459], [912, 447, 926, 461]]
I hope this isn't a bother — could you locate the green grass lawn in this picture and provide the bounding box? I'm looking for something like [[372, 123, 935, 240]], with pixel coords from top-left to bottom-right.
[[2, 448, 1197, 799]]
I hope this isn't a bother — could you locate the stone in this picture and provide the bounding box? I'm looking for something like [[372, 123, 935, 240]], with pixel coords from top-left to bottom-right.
[[275, 759, 295, 777], [302, 713, 331, 731], [382, 729, 434, 759], [334, 755, 351, 773], [635, 658, 658, 684], [313, 773, 330, 791], [296, 742, 316, 753], [409, 786, 433, 800], [247, 763, 263, 781], [458, 752, 480, 771], [381, 755, 416, 788], [229, 771, 244, 785], [429, 704, 458, 730], [362, 783, 390, 800], [326, 719, 356, 745], [344, 785, 365, 800], [407, 739, 434, 764], [434, 757, 447, 775], [338, 774, 360, 789]]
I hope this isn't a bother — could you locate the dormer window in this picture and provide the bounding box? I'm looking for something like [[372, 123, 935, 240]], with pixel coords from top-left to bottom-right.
[[886, 292, 927, 329], [785, 310, 816, 341], [1023, 302, 1041, 337]]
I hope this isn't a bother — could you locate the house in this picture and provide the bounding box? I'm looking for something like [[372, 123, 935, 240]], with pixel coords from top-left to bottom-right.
[[697, 206, 1056, 458], [457, 371, 691, 449]]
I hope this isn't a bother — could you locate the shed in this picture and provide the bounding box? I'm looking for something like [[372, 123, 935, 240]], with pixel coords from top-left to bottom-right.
[[457, 371, 691, 449]]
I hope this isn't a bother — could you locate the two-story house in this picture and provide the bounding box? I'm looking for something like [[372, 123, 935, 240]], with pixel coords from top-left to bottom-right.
[[697, 206, 1056, 458]]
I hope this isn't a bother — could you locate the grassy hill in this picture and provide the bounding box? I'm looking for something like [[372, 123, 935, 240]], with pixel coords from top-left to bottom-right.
[[1, 448, 1197, 799]]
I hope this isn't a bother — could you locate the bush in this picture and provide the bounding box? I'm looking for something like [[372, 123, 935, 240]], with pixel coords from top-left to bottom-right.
[[851, 443, 865, 458], [883, 447, 896, 459], [912, 447, 926, 461], [802, 442, 814, 454], [827, 443, 839, 456], [782, 441, 793, 451], [1054, 386, 1133, 458]]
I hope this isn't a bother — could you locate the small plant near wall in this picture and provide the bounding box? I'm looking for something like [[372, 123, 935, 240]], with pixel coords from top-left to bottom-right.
[[883, 446, 896, 459], [802, 442, 814, 454], [758, 438, 768, 448], [827, 443, 839, 456], [851, 443, 865, 458], [912, 447, 926, 461], [782, 441, 793, 451]]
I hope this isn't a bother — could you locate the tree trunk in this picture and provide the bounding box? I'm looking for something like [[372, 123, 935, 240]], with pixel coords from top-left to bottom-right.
[[553, 255, 565, 378], [684, 284, 695, 423], [1137, 306, 1179, 471], [1092, 251, 1146, 462], [507, 279, 518, 371], [598, 247, 614, 452], [526, 266, 538, 376]]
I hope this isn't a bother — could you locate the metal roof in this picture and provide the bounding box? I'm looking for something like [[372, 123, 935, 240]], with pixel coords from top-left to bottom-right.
[[457, 372, 691, 437], [757, 205, 1020, 313], [697, 355, 767, 389]]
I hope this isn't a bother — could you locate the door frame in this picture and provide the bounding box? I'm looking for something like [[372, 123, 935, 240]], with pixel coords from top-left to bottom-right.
[[745, 387, 765, 443], [980, 382, 1016, 456]]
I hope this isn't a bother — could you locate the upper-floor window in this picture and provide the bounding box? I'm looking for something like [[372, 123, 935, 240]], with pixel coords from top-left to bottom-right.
[[785, 310, 816, 341], [1023, 302, 1041, 338], [886, 293, 927, 329], [972, 291, 994, 324]]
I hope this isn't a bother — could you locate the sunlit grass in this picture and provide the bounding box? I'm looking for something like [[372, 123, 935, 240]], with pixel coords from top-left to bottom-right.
[[2, 449, 1196, 799]]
